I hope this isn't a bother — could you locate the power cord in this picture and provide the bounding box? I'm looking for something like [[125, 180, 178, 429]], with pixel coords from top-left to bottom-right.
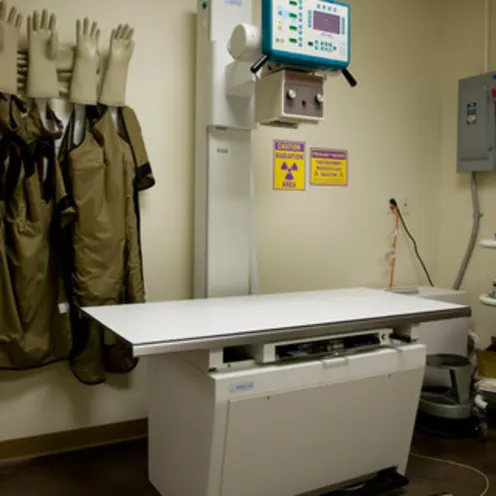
[[410, 453, 490, 496], [390, 198, 435, 287]]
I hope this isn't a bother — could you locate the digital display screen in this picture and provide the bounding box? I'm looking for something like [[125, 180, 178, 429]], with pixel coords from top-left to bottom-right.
[[313, 11, 340, 34]]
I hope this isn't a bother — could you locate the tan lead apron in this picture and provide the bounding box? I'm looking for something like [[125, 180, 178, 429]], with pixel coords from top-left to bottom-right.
[[0, 96, 24, 362], [0, 98, 74, 368], [101, 107, 155, 374], [119, 106, 155, 303], [61, 106, 154, 384]]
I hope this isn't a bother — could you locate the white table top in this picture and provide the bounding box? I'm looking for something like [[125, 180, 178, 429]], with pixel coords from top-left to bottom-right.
[[83, 288, 470, 356]]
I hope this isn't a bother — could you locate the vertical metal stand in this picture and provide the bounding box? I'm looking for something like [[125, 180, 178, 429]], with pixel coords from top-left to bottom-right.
[[194, 0, 255, 299]]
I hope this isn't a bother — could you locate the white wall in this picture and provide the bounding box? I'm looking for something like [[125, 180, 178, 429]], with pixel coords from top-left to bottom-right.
[[0, 0, 444, 442], [436, 0, 496, 346]]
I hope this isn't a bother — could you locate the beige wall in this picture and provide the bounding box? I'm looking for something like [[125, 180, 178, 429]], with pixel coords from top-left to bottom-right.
[[436, 0, 496, 346], [254, 0, 442, 293], [0, 0, 443, 441]]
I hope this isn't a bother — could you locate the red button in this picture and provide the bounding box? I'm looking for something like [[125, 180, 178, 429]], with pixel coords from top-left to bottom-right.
[[302, 100, 307, 106]]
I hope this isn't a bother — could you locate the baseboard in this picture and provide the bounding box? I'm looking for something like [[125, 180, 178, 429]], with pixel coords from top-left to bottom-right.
[[0, 419, 148, 463]]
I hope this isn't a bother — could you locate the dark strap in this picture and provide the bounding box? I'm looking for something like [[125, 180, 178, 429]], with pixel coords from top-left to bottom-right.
[[118, 107, 155, 192], [58, 109, 76, 162], [46, 105, 63, 133], [117, 108, 146, 283], [87, 104, 105, 125], [33, 139, 56, 202], [11, 95, 26, 113]]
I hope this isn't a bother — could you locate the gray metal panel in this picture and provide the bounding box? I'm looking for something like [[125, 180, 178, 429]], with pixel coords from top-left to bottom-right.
[[283, 71, 324, 119], [458, 72, 496, 172]]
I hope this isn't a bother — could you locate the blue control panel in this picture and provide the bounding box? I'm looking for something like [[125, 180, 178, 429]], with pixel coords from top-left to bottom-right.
[[262, 0, 350, 71]]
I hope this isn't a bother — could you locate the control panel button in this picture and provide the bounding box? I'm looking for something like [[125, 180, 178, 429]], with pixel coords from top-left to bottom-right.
[[287, 89, 297, 100], [315, 94, 324, 104]]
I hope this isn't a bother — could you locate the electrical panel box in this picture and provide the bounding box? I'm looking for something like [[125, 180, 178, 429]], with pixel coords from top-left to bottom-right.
[[458, 72, 496, 172], [261, 0, 350, 71], [255, 69, 324, 127]]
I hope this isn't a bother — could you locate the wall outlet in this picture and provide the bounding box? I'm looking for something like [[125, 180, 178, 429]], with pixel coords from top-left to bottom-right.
[[388, 198, 410, 215]]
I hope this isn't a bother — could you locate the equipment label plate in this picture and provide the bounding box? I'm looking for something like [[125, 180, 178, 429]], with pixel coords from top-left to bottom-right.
[[310, 148, 348, 186], [273, 140, 306, 191], [230, 382, 254, 393]]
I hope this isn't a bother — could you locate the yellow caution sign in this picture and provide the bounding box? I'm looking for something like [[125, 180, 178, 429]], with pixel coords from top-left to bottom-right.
[[273, 140, 306, 191], [310, 148, 348, 186]]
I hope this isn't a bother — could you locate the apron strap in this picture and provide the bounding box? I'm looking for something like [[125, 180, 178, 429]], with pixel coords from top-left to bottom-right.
[[118, 107, 155, 191], [116, 107, 151, 290], [33, 139, 56, 202], [9, 96, 25, 135]]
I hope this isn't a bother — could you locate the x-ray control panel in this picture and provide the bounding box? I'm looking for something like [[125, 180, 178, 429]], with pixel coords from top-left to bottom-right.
[[262, 0, 350, 71]]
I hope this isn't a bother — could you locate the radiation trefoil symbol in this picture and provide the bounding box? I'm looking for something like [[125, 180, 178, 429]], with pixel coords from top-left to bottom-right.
[[281, 162, 298, 181]]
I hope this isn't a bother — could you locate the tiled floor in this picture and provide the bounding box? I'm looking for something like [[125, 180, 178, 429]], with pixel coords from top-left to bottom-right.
[[0, 432, 494, 495]]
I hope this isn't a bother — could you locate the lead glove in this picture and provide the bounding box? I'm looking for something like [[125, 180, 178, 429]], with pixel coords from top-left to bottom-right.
[[99, 24, 135, 107], [70, 18, 101, 105], [0, 1, 22, 95], [18, 73, 70, 98], [27, 9, 59, 99], [18, 45, 76, 74], [17, 44, 76, 98]]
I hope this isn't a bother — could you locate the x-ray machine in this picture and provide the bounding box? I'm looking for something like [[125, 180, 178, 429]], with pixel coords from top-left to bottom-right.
[[84, 1, 471, 495]]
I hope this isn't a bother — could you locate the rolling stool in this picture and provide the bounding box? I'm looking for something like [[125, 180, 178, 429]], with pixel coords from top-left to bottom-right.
[[417, 354, 479, 437]]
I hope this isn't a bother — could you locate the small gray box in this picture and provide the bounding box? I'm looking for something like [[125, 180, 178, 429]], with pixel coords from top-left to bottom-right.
[[458, 72, 496, 172]]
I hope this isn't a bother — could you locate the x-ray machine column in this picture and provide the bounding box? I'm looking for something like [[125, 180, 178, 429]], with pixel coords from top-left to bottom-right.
[[194, 0, 255, 299]]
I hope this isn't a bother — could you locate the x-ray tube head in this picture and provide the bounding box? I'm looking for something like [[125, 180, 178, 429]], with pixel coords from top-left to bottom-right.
[[228, 23, 261, 62]]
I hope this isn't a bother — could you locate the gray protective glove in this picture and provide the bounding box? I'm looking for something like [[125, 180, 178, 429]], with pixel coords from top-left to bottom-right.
[[0, 1, 22, 95], [99, 24, 135, 107], [18, 72, 71, 98], [70, 18, 101, 105], [18, 44, 75, 74], [27, 9, 59, 98]]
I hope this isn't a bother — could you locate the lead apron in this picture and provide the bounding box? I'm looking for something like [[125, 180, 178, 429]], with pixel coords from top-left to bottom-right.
[[0, 99, 74, 368], [0, 96, 24, 361], [61, 106, 152, 384], [118, 106, 155, 301]]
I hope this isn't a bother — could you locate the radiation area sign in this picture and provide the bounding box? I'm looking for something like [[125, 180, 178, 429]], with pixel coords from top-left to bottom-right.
[[273, 140, 306, 191], [310, 148, 348, 186]]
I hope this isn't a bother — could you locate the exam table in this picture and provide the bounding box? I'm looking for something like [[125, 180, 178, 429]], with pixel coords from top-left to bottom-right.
[[84, 287, 470, 496]]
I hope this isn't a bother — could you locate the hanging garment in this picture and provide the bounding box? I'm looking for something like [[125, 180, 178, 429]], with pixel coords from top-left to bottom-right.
[[0, 97, 74, 369], [0, 96, 24, 364], [120, 106, 155, 192], [59, 106, 154, 384]]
